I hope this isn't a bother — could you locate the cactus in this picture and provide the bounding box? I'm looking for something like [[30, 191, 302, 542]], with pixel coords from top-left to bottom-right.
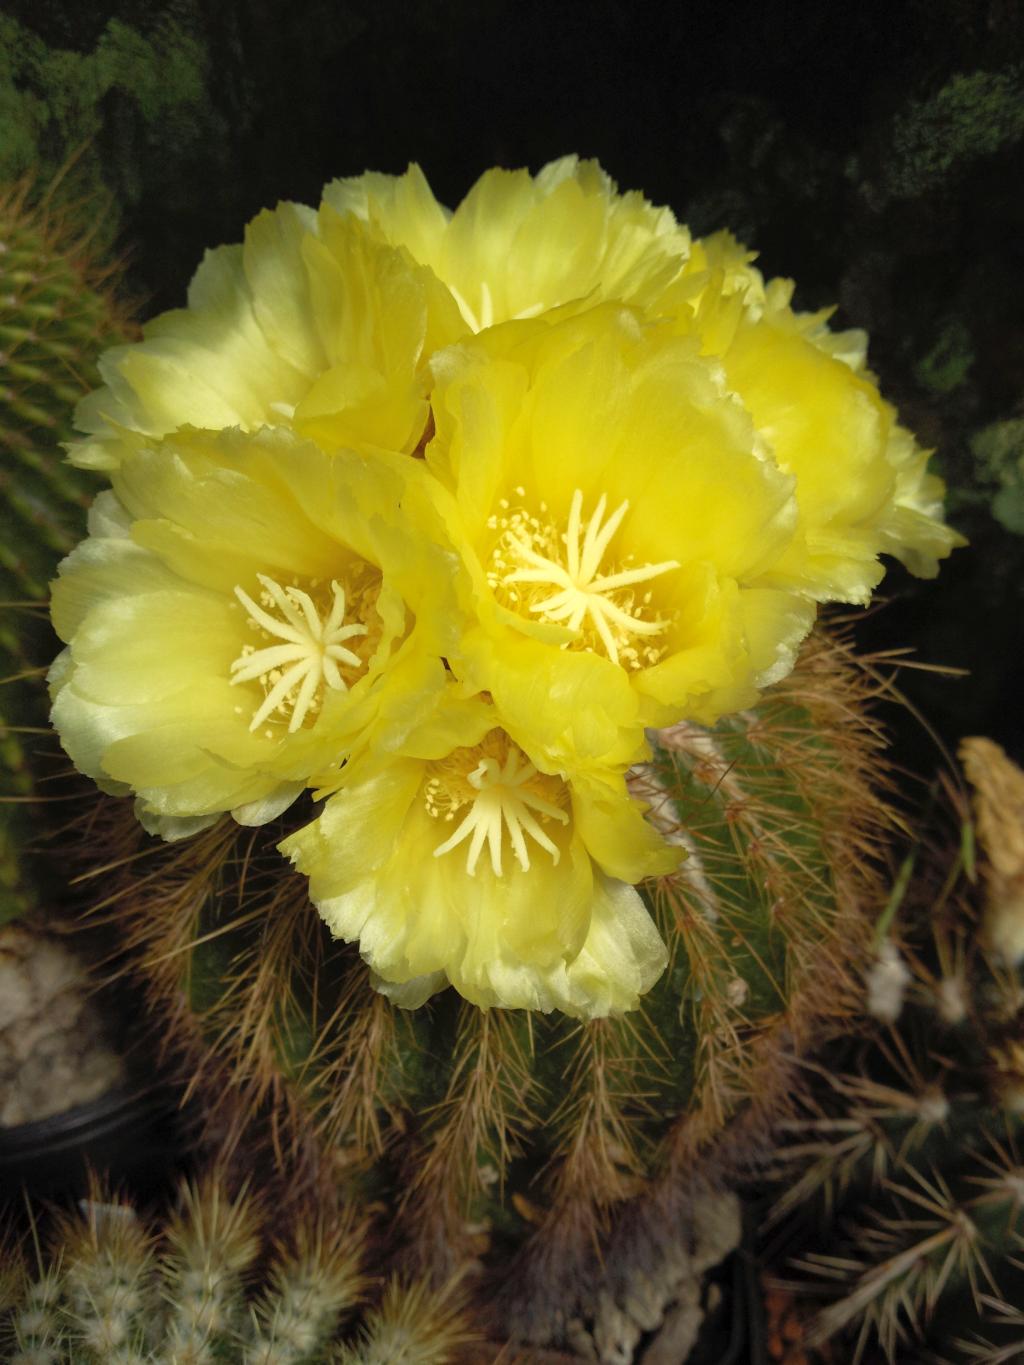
[[0, 176, 131, 922], [67, 623, 896, 1355], [759, 738, 1024, 1364], [333, 1279, 477, 1365], [0, 1170, 475, 1364]]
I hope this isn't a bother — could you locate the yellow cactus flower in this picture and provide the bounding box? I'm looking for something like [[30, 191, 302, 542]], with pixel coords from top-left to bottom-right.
[[323, 154, 691, 332], [45, 153, 963, 1018], [69, 202, 465, 471], [423, 305, 812, 768], [66, 157, 696, 475], [283, 692, 679, 1016], [664, 262, 962, 602], [711, 301, 962, 603], [65, 151, 956, 616], [49, 427, 462, 829]]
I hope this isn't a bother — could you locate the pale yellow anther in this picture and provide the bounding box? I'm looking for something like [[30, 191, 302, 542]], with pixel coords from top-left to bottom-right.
[[429, 742, 568, 876], [229, 574, 368, 733], [496, 487, 679, 667]]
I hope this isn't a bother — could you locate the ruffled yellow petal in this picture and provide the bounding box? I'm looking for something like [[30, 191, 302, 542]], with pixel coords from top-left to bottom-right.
[[456, 624, 643, 771], [70, 239, 308, 470], [67, 202, 465, 470], [633, 568, 757, 726], [324, 157, 689, 334], [570, 774, 680, 884], [872, 423, 966, 576], [737, 587, 819, 688], [426, 307, 804, 757], [664, 243, 961, 598], [291, 208, 464, 453], [552, 875, 668, 1017], [282, 714, 675, 1017], [321, 164, 450, 269], [50, 426, 465, 823], [242, 201, 326, 378], [361, 875, 667, 1018], [720, 315, 896, 603]]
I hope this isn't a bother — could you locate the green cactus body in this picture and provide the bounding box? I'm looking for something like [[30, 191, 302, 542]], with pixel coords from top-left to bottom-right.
[[79, 628, 893, 1352], [0, 179, 129, 923]]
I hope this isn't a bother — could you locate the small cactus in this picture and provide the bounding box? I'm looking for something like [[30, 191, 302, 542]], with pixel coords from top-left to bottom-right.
[[332, 1279, 476, 1365], [0, 176, 131, 922], [760, 738, 1024, 1363], [1, 1171, 471, 1365]]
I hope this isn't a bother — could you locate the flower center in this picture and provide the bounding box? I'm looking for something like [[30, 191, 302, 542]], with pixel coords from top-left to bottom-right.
[[230, 572, 374, 733], [425, 731, 569, 876], [486, 487, 679, 668]]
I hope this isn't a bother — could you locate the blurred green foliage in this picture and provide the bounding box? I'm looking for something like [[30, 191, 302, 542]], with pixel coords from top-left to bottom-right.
[[0, 9, 221, 252], [970, 420, 1024, 536], [863, 67, 1024, 205], [914, 318, 975, 397]]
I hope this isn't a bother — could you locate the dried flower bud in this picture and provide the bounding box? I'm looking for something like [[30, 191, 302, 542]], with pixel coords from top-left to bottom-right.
[[960, 737, 1024, 965]]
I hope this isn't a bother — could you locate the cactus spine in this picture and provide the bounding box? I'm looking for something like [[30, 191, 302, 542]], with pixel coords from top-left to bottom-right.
[[761, 739, 1024, 1363], [1, 1172, 474, 1364]]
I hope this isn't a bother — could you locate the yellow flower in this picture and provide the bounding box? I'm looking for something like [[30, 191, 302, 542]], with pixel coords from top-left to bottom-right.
[[66, 157, 695, 475], [423, 305, 812, 768], [665, 255, 963, 602], [66, 151, 956, 617], [323, 154, 691, 332], [282, 692, 679, 1016], [49, 426, 461, 830], [69, 202, 465, 471]]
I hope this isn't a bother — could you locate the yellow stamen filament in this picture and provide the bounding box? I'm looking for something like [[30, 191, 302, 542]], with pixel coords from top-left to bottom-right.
[[495, 488, 679, 667], [449, 281, 494, 333], [230, 574, 368, 733], [448, 279, 545, 333], [428, 744, 569, 876]]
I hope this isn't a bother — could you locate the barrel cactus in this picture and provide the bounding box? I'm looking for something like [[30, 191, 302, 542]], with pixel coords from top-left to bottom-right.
[[40, 157, 960, 1357], [0, 176, 130, 922], [69, 624, 893, 1356]]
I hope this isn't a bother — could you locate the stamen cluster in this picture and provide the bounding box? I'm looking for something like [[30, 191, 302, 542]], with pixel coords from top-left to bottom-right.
[[424, 732, 568, 876], [488, 488, 678, 669], [230, 575, 368, 733]]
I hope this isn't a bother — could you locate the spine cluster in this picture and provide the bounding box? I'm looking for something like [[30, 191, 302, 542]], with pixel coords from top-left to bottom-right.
[[761, 741, 1024, 1362], [2, 1174, 472, 1365]]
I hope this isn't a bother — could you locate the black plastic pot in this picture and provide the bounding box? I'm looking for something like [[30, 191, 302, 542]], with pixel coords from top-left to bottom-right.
[[0, 1081, 188, 1202]]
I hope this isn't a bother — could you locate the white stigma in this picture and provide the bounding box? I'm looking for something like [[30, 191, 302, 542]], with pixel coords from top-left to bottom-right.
[[503, 488, 679, 666], [431, 748, 569, 876], [230, 574, 368, 733]]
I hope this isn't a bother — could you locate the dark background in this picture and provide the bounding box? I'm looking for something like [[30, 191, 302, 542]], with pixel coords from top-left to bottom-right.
[[3, 0, 1022, 769]]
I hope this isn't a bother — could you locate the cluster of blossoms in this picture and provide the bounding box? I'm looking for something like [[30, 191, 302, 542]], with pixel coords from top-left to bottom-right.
[[49, 158, 959, 1017]]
